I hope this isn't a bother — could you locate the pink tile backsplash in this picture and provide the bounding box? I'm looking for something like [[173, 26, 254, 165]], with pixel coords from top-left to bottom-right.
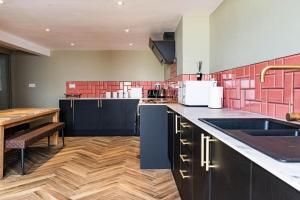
[[212, 53, 300, 119]]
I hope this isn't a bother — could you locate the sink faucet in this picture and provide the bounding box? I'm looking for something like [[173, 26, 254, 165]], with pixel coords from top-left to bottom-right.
[[260, 65, 300, 82], [260, 65, 300, 121]]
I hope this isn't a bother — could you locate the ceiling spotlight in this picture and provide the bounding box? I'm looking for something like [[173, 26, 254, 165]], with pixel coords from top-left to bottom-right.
[[70, 43, 75, 46], [45, 28, 50, 32], [0, 0, 4, 5], [129, 43, 134, 46], [124, 29, 130, 33], [117, 1, 124, 6]]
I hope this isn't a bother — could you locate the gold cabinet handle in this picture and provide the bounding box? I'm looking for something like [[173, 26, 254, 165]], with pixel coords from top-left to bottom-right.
[[180, 122, 191, 128], [180, 154, 191, 162], [180, 139, 191, 145], [179, 170, 190, 179], [205, 136, 217, 172], [201, 133, 205, 167]]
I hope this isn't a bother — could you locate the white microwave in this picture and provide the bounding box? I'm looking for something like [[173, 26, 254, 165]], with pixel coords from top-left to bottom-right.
[[178, 81, 217, 106]]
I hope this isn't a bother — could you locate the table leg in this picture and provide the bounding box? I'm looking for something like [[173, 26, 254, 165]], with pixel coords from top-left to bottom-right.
[[51, 111, 59, 146], [0, 126, 4, 179]]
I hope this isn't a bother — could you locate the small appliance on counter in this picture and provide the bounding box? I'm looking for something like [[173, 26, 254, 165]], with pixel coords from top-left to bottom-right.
[[147, 89, 166, 98], [129, 87, 143, 99], [178, 81, 217, 106], [208, 86, 223, 109]]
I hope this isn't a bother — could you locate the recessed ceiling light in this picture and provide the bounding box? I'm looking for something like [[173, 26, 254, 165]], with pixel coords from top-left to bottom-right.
[[0, 0, 4, 5], [70, 43, 75, 46], [129, 43, 134, 46], [117, 1, 124, 6], [45, 28, 50, 32], [124, 29, 130, 33]]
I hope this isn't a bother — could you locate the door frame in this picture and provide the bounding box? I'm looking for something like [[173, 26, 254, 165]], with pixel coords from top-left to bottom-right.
[[0, 49, 12, 109]]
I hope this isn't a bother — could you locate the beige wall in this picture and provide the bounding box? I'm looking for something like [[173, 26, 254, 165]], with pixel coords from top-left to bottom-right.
[[11, 50, 164, 107], [210, 0, 300, 72]]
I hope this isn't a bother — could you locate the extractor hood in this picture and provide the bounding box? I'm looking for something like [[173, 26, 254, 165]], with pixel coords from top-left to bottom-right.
[[149, 32, 175, 65]]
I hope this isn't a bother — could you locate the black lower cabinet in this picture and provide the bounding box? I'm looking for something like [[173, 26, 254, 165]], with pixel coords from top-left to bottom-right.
[[74, 100, 101, 135], [59, 100, 74, 136], [252, 163, 300, 200], [167, 109, 175, 169], [172, 113, 182, 193], [193, 127, 210, 200], [210, 138, 251, 200], [59, 99, 139, 136]]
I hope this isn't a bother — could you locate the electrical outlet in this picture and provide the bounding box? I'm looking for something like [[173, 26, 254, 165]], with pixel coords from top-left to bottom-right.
[[69, 83, 76, 89], [28, 83, 36, 88]]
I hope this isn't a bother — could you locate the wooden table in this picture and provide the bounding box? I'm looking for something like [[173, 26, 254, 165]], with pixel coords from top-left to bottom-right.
[[0, 108, 60, 178]]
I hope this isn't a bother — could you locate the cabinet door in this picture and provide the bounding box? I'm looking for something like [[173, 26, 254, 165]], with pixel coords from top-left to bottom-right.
[[252, 163, 300, 200], [101, 100, 126, 131], [167, 110, 175, 169], [172, 114, 182, 192], [179, 119, 193, 200], [193, 128, 210, 200], [59, 100, 74, 136], [74, 100, 101, 134], [210, 138, 251, 200], [124, 99, 139, 135]]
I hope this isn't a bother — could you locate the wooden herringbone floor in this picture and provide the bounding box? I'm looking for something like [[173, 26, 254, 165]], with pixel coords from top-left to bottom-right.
[[0, 137, 180, 200]]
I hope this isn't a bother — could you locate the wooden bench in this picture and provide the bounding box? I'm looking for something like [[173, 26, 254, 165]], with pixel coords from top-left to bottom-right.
[[5, 122, 65, 175]]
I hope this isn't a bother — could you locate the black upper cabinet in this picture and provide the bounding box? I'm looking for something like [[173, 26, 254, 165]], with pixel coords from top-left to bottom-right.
[[252, 163, 300, 200], [210, 138, 251, 200], [193, 127, 210, 200], [59, 100, 74, 136], [74, 100, 101, 133]]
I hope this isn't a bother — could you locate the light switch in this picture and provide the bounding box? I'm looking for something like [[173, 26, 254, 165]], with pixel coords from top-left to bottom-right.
[[69, 83, 76, 89], [28, 83, 36, 88]]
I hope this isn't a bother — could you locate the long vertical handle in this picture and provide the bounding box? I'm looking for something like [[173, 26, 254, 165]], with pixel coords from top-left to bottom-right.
[[201, 133, 205, 167], [70, 100, 73, 108], [205, 136, 217, 171], [97, 100, 100, 108], [175, 115, 181, 134]]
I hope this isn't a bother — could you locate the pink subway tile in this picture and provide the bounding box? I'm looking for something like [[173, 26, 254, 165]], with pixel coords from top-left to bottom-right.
[[294, 72, 300, 88], [261, 75, 275, 88], [235, 67, 245, 78], [275, 104, 289, 119], [261, 103, 267, 115], [275, 70, 284, 88], [232, 99, 241, 109], [250, 101, 261, 114], [240, 79, 250, 89], [255, 61, 268, 75], [255, 76, 261, 101], [284, 73, 294, 103], [275, 58, 284, 66], [268, 89, 284, 103], [284, 54, 300, 65], [268, 103, 276, 117], [245, 89, 255, 100], [261, 89, 268, 102], [294, 90, 300, 112]]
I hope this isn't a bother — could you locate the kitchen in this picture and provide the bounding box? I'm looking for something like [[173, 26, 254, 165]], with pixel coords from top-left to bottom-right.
[[0, 0, 300, 199]]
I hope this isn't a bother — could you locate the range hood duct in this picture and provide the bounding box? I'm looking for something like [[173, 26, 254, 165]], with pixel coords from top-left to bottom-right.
[[149, 32, 175, 65]]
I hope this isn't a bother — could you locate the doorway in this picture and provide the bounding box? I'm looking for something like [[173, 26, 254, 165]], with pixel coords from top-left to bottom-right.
[[0, 53, 11, 110]]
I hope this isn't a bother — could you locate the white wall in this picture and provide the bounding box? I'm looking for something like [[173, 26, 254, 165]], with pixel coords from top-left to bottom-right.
[[11, 50, 164, 107], [210, 0, 300, 72], [175, 16, 210, 75]]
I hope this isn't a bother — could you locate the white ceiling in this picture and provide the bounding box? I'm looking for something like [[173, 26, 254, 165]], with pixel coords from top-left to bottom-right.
[[0, 0, 223, 51]]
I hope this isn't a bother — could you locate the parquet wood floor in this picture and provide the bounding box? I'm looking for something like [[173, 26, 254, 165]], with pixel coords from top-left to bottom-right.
[[0, 137, 180, 200]]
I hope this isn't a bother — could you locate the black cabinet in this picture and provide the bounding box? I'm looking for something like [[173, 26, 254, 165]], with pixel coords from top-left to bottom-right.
[[252, 163, 300, 200], [59, 99, 138, 136], [74, 100, 101, 134], [210, 138, 251, 200], [167, 109, 175, 170], [193, 127, 210, 200], [59, 99, 74, 136], [140, 105, 170, 169]]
